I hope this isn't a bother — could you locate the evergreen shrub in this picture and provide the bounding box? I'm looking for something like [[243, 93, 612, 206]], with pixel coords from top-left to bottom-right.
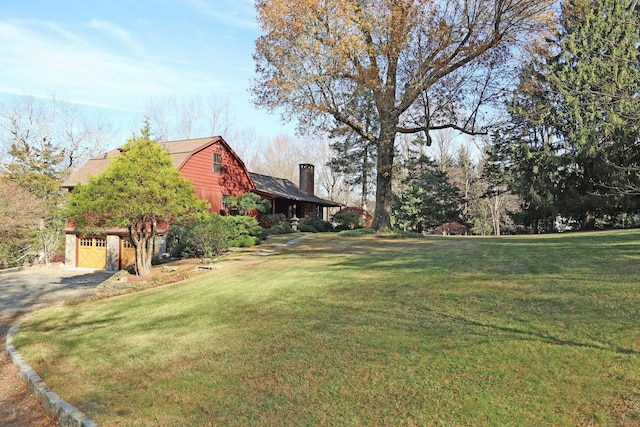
[[269, 224, 296, 235], [300, 215, 334, 232], [337, 228, 376, 237], [230, 235, 260, 248]]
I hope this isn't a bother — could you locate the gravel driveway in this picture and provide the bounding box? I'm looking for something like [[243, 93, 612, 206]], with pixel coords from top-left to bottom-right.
[[0, 267, 113, 318], [0, 266, 113, 426]]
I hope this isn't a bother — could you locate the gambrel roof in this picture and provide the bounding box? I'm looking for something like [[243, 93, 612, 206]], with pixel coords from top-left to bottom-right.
[[61, 136, 250, 189], [61, 136, 339, 207]]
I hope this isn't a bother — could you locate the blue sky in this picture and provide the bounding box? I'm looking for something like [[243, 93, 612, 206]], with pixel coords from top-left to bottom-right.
[[0, 0, 295, 146]]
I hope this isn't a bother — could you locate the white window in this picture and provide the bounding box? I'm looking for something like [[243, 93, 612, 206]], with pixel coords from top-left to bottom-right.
[[213, 152, 222, 174]]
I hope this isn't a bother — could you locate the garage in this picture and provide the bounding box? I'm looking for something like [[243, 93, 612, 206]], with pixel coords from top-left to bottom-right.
[[120, 238, 135, 270], [77, 237, 107, 269]]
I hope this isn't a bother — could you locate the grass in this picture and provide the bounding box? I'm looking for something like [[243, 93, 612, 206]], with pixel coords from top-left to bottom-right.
[[14, 230, 640, 426]]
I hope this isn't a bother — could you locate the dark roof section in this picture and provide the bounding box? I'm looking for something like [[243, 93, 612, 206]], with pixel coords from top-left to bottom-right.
[[250, 172, 341, 207]]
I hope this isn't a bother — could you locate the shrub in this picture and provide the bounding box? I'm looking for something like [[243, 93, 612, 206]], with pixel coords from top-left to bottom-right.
[[224, 215, 266, 240], [338, 228, 376, 237], [269, 224, 296, 235], [335, 207, 373, 228], [0, 242, 21, 269], [151, 253, 163, 265], [334, 211, 363, 229], [230, 235, 260, 248], [297, 222, 317, 233], [168, 214, 267, 259], [261, 213, 288, 228], [191, 214, 233, 258], [166, 225, 195, 258], [300, 214, 334, 232], [433, 222, 467, 236]]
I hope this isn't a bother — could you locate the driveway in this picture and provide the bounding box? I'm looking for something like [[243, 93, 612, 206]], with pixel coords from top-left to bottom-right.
[[0, 267, 113, 318], [0, 266, 113, 426]]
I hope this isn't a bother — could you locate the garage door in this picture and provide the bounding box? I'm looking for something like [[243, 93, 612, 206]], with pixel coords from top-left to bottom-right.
[[78, 237, 107, 269], [120, 238, 135, 269]]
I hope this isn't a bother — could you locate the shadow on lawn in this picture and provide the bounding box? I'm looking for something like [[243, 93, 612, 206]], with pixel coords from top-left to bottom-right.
[[443, 312, 639, 355]]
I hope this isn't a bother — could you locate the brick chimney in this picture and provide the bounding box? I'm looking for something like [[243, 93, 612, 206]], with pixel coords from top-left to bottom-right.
[[299, 164, 314, 196]]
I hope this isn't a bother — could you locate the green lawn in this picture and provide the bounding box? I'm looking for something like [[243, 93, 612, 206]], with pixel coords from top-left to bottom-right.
[[15, 230, 640, 426]]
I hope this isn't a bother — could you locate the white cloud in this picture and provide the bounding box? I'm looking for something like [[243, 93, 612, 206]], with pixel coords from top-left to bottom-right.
[[0, 19, 224, 113], [87, 18, 143, 53], [0, 8, 292, 144], [182, 0, 258, 30]]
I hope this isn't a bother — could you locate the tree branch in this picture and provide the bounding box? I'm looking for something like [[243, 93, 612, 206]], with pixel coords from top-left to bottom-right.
[[396, 123, 488, 136]]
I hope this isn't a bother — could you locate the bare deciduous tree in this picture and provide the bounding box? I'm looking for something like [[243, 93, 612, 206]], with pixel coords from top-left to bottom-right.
[[250, 135, 306, 184], [0, 181, 46, 267]]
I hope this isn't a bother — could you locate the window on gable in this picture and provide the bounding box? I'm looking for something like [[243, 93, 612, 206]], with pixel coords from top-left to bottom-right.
[[213, 152, 222, 174]]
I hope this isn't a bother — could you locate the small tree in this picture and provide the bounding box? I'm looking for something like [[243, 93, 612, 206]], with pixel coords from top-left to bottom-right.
[[66, 124, 208, 276], [393, 155, 464, 233], [334, 211, 363, 230], [190, 214, 233, 259], [225, 192, 271, 216]]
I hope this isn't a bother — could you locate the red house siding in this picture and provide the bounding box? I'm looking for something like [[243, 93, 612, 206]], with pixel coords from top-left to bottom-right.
[[178, 143, 253, 214]]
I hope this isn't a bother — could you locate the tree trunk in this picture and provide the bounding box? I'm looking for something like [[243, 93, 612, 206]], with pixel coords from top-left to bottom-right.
[[361, 144, 368, 210], [129, 221, 157, 277], [371, 132, 395, 231], [581, 212, 596, 230], [488, 195, 502, 236]]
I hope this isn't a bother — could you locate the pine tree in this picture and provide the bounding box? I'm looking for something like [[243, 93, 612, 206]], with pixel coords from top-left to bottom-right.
[[548, 0, 640, 201], [488, 0, 640, 229], [66, 124, 208, 276], [392, 155, 463, 233]]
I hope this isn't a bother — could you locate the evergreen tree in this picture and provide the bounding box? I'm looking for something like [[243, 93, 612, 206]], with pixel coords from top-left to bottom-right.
[[329, 135, 376, 209], [0, 181, 46, 268], [485, 122, 561, 232], [489, 0, 640, 229], [66, 124, 208, 276], [549, 0, 640, 160], [392, 155, 463, 233], [328, 91, 378, 209], [547, 0, 640, 220]]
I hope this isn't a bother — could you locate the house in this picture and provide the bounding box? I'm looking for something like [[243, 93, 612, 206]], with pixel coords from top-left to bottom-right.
[[251, 164, 339, 219], [61, 136, 340, 271]]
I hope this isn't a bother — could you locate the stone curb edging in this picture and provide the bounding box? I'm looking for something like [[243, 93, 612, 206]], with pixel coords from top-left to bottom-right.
[[6, 321, 97, 427]]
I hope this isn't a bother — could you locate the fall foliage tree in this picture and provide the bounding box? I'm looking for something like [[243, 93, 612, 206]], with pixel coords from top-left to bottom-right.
[[66, 124, 208, 276], [253, 0, 555, 230]]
